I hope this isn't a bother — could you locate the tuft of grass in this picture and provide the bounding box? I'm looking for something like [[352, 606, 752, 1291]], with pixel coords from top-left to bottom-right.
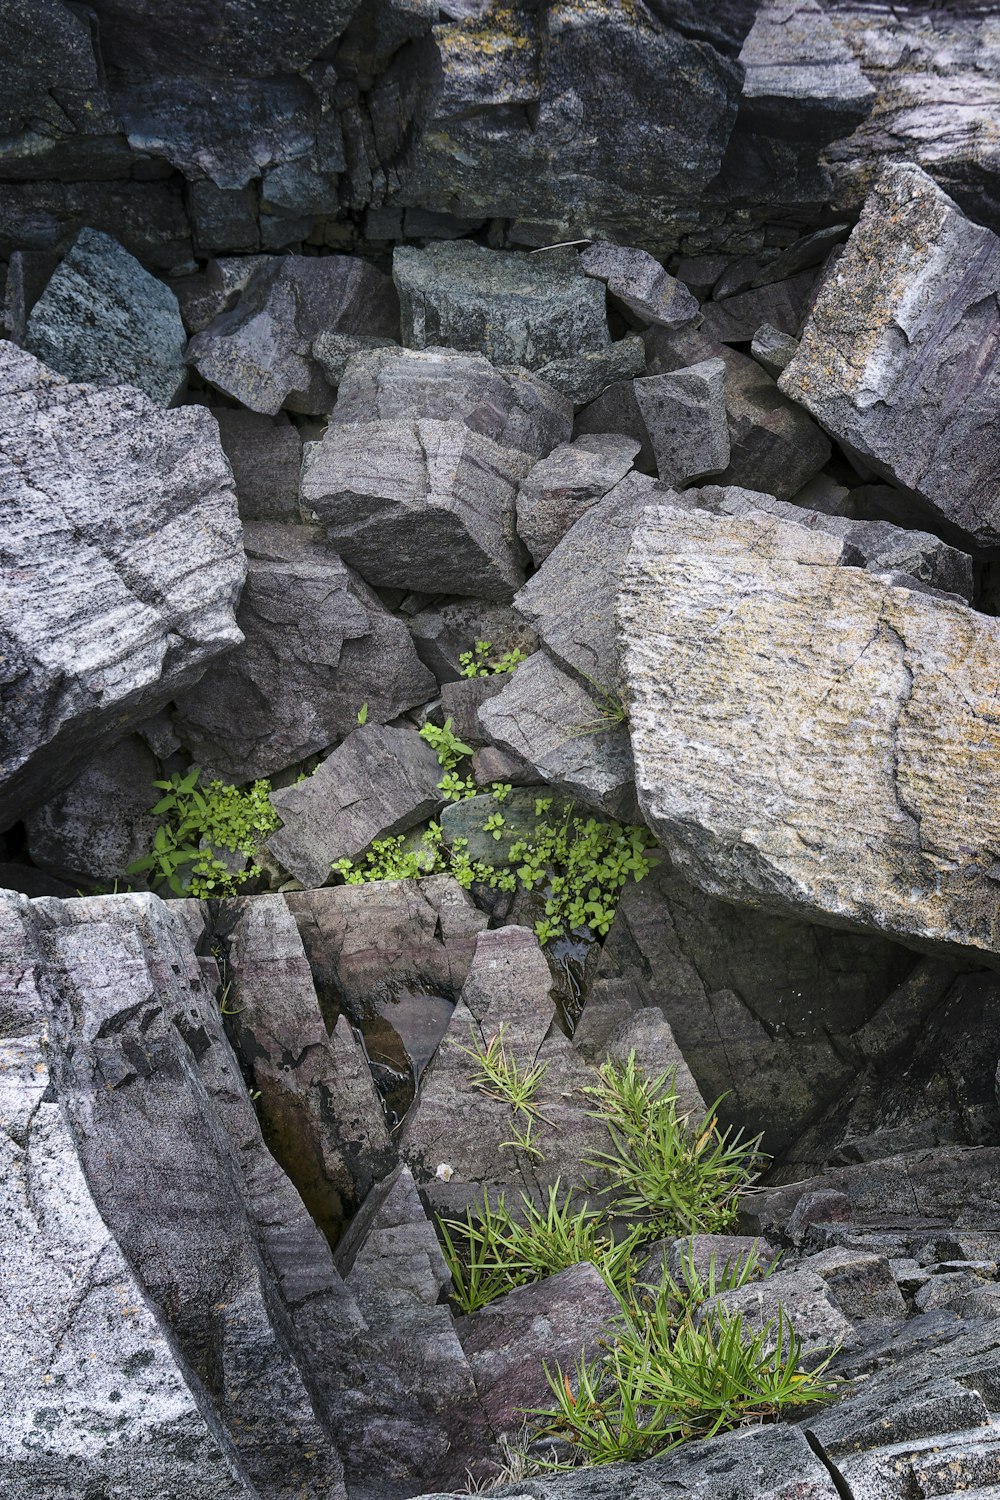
[[583, 1054, 764, 1238], [450, 1023, 549, 1117]]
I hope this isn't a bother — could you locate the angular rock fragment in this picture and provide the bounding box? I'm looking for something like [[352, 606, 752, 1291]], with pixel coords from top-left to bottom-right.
[[704, 1266, 856, 1359], [188, 254, 399, 416], [580, 241, 701, 328], [699, 270, 815, 343], [407, 599, 539, 684], [739, 0, 875, 140], [751, 322, 799, 378], [332, 345, 572, 458], [174, 523, 435, 781], [0, 342, 244, 829], [213, 407, 302, 521], [620, 504, 1000, 960], [477, 651, 638, 821], [300, 417, 531, 599], [23, 735, 157, 885], [393, 241, 609, 370], [268, 725, 442, 888], [574, 377, 659, 471], [24, 227, 186, 407], [633, 361, 730, 486], [536, 334, 646, 407], [780, 163, 1000, 547], [516, 433, 641, 564], [312, 328, 398, 388]]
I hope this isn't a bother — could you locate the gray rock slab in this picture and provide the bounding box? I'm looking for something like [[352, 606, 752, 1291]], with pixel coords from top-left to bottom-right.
[[268, 724, 443, 887], [516, 433, 641, 565], [514, 472, 662, 694], [174, 523, 435, 781], [213, 407, 302, 521], [699, 270, 815, 343], [23, 734, 157, 885], [620, 503, 1000, 960], [573, 376, 657, 471], [313, 329, 399, 387], [536, 335, 646, 408], [780, 163, 1000, 547], [739, 0, 875, 140], [0, 341, 244, 829], [331, 345, 572, 459], [393, 241, 609, 370], [24, 227, 186, 406], [478, 652, 638, 821], [439, 787, 571, 868], [580, 241, 701, 329], [633, 361, 729, 486], [704, 1266, 856, 1360], [456, 1264, 620, 1439], [751, 322, 799, 378], [188, 254, 399, 416], [301, 417, 531, 599], [805, 1246, 908, 1322]]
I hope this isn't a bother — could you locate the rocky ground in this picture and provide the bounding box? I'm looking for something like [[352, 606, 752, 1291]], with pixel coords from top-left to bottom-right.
[[6, 1, 1000, 1498]]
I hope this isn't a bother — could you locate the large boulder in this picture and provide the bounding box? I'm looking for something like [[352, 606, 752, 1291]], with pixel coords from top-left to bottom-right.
[[619, 504, 1000, 961], [173, 523, 435, 781], [0, 342, 244, 830], [780, 163, 1000, 548]]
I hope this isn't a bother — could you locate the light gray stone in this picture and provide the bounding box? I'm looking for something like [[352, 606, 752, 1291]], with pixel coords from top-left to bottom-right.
[[188, 254, 399, 416], [704, 1266, 856, 1360], [24, 227, 186, 407], [23, 735, 157, 885], [516, 433, 641, 565], [393, 241, 609, 370], [633, 361, 729, 486], [620, 503, 1000, 959], [0, 341, 244, 829], [579, 241, 700, 329], [536, 335, 646, 408], [174, 523, 435, 781], [739, 0, 875, 140], [213, 407, 302, 522], [268, 724, 443, 887], [751, 322, 800, 378], [781, 163, 1000, 547], [312, 329, 399, 387], [300, 417, 531, 599]]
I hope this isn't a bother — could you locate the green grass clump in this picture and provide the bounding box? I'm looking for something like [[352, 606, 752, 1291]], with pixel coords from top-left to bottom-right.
[[128, 767, 278, 898], [459, 640, 527, 678]]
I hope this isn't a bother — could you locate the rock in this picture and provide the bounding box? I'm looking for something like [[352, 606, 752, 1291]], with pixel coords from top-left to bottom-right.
[[0, 342, 244, 830], [300, 417, 531, 599], [174, 523, 435, 781], [751, 322, 800, 378], [24, 227, 186, 407], [574, 377, 660, 472], [455, 1264, 620, 1439], [805, 1247, 908, 1322], [174, 254, 272, 335], [647, 324, 831, 500], [660, 1234, 778, 1293], [407, 600, 539, 685], [0, 179, 193, 275], [579, 241, 700, 329], [705, 1265, 856, 1361], [331, 345, 572, 459], [633, 361, 730, 487], [478, 652, 638, 821], [267, 724, 442, 887], [514, 472, 660, 693], [188, 254, 399, 416], [516, 434, 641, 565], [217, 894, 394, 1241], [1, 248, 59, 344], [313, 329, 399, 387], [699, 270, 815, 343], [435, 675, 509, 748], [213, 408, 302, 521], [738, 0, 875, 141], [536, 336, 647, 408], [780, 164, 1000, 548], [620, 503, 1000, 961], [439, 788, 566, 869], [23, 735, 157, 885], [393, 242, 609, 370]]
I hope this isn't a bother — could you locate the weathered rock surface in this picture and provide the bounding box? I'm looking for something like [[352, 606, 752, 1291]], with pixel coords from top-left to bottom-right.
[[268, 724, 442, 887], [331, 345, 572, 459], [619, 504, 1000, 960], [24, 227, 187, 406], [478, 652, 638, 822], [174, 523, 435, 781], [0, 341, 244, 830], [188, 255, 399, 416], [300, 417, 531, 599], [579, 241, 700, 329], [393, 242, 609, 370], [780, 163, 1000, 547], [699, 270, 815, 343], [739, 0, 875, 142], [213, 407, 302, 521], [516, 433, 641, 565], [23, 734, 157, 885], [536, 336, 646, 408], [407, 599, 539, 685], [633, 361, 730, 487], [751, 322, 799, 378]]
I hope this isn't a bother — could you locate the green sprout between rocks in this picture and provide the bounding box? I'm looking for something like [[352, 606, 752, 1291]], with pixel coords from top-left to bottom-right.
[[128, 767, 279, 898], [459, 640, 528, 678]]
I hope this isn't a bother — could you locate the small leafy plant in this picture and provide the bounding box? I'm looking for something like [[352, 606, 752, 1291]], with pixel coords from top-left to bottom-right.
[[128, 768, 279, 898], [459, 640, 528, 678], [419, 717, 478, 800]]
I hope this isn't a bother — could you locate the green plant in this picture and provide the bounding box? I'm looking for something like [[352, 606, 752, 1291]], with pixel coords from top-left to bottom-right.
[[419, 717, 475, 769], [357, 702, 369, 725], [451, 1023, 549, 1116], [459, 640, 527, 678], [584, 1054, 764, 1237], [128, 768, 279, 898]]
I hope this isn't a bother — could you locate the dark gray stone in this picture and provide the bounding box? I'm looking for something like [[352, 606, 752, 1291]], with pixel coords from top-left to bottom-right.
[[0, 248, 58, 344], [633, 361, 730, 486], [536, 336, 647, 408], [213, 408, 302, 521], [174, 523, 435, 781], [24, 228, 186, 406], [393, 242, 609, 370], [580, 241, 700, 329], [516, 434, 641, 565], [699, 271, 815, 344], [407, 599, 539, 685], [0, 178, 193, 273], [89, 0, 361, 76], [805, 1246, 908, 1322], [23, 735, 157, 885], [312, 329, 399, 388], [0, 341, 244, 830], [268, 724, 442, 887]]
